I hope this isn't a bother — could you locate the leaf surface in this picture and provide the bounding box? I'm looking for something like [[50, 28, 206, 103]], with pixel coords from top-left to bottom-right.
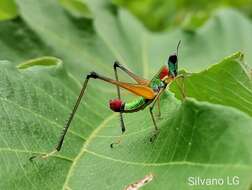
[[0, 56, 252, 190], [0, 0, 18, 21], [171, 52, 252, 116], [0, 1, 252, 190]]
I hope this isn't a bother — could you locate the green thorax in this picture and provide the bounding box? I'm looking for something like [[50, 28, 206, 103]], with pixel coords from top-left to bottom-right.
[[149, 77, 164, 92], [148, 66, 166, 92], [124, 66, 166, 111]]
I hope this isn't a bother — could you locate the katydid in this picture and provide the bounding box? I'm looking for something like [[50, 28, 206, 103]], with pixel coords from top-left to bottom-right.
[[30, 41, 185, 160]]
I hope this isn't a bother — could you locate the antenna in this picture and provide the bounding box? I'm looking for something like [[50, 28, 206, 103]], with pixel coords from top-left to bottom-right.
[[176, 40, 181, 57]]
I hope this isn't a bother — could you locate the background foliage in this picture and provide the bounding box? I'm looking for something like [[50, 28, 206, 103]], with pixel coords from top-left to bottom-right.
[[0, 0, 252, 190], [112, 0, 252, 31]]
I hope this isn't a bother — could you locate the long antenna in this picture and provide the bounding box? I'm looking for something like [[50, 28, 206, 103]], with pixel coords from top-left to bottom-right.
[[176, 40, 181, 57]]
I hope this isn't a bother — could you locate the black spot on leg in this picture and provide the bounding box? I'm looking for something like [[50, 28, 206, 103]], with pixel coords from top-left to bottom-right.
[[87, 71, 98, 79], [113, 61, 120, 69]]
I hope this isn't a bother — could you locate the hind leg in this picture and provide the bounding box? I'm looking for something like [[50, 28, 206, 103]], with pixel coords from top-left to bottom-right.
[[109, 98, 126, 148]]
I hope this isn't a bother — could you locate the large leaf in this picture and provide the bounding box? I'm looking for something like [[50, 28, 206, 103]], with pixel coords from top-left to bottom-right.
[[0, 58, 109, 189], [0, 57, 252, 190], [171, 52, 252, 116], [1, 0, 252, 76], [112, 0, 252, 31], [0, 0, 18, 21], [86, 2, 252, 74], [59, 0, 92, 18], [0, 1, 252, 190]]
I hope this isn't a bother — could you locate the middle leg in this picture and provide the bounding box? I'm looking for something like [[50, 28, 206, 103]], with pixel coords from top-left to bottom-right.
[[149, 88, 165, 142], [110, 61, 152, 147], [110, 61, 126, 148]]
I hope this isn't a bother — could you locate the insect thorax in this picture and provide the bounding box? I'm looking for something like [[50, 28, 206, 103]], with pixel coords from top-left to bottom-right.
[[149, 77, 165, 92]]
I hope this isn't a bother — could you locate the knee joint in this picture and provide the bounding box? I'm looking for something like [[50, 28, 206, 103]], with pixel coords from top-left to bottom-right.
[[113, 61, 120, 69], [122, 127, 126, 133], [87, 71, 98, 79]]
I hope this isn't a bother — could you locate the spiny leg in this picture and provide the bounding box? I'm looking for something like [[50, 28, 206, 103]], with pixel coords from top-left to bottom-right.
[[149, 107, 159, 143], [149, 88, 165, 142], [157, 96, 161, 118], [29, 72, 97, 161], [30, 71, 154, 160], [149, 107, 158, 130], [110, 115, 125, 148], [110, 61, 126, 148], [110, 61, 152, 148], [113, 61, 149, 85]]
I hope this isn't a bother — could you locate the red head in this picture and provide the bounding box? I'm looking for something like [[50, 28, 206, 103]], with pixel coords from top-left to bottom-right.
[[109, 99, 123, 112]]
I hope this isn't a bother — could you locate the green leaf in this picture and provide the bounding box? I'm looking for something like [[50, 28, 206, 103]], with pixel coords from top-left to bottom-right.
[[181, 11, 209, 32], [9, 0, 115, 81], [85, 2, 252, 73], [0, 1, 252, 190], [0, 56, 252, 189], [112, 0, 252, 31], [0, 58, 109, 189], [1, 1, 252, 75], [171, 52, 252, 116], [59, 0, 92, 18], [0, 0, 18, 21]]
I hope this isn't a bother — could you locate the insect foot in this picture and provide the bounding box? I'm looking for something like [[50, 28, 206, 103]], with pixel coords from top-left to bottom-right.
[[156, 113, 163, 120], [149, 130, 160, 143]]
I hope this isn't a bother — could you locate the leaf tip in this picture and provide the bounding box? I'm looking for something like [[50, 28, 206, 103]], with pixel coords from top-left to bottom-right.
[[17, 56, 63, 70], [226, 51, 244, 62]]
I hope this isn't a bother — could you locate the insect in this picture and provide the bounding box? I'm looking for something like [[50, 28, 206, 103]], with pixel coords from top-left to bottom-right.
[[30, 41, 185, 160]]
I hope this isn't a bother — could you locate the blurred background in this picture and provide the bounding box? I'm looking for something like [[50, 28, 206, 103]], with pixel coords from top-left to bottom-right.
[[1, 0, 252, 31], [1, 0, 252, 75], [112, 0, 252, 31]]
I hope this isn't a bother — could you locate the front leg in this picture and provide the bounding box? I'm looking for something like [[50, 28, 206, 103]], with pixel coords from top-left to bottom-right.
[[156, 96, 161, 118], [149, 88, 165, 142]]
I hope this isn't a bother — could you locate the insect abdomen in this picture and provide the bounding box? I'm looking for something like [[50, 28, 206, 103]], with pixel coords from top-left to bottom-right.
[[124, 97, 149, 112], [109, 97, 149, 112]]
